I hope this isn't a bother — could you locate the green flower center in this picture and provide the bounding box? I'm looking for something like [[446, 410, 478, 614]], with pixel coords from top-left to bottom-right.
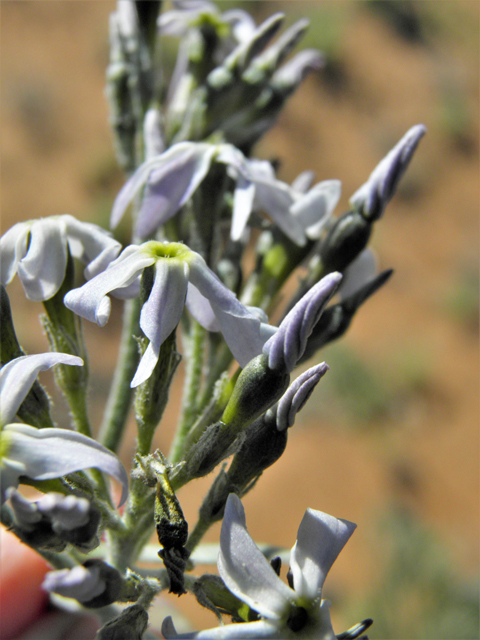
[[142, 241, 192, 263]]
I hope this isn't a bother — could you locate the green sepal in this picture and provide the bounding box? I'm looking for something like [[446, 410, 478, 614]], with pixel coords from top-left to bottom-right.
[[319, 209, 372, 274], [96, 604, 148, 640], [193, 574, 259, 623], [221, 353, 290, 433]]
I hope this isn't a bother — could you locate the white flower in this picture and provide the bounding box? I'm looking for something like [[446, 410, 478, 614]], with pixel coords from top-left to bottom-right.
[[110, 141, 340, 247], [163, 494, 356, 639], [0, 215, 122, 301], [0, 353, 128, 505], [227, 156, 341, 245], [64, 241, 273, 386], [159, 1, 256, 42]]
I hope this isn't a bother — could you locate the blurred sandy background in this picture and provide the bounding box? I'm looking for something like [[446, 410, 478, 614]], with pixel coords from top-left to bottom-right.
[[1, 1, 479, 638]]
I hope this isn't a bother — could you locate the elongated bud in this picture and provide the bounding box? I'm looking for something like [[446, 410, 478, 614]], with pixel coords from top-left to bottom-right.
[[41, 248, 90, 433], [337, 618, 374, 639], [263, 272, 341, 373], [271, 362, 329, 431], [226, 415, 288, 491], [134, 0, 162, 54], [350, 125, 426, 221], [43, 559, 122, 608], [208, 13, 285, 89], [243, 19, 310, 84]]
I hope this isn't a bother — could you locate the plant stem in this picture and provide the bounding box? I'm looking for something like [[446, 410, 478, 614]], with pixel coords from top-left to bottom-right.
[[169, 320, 205, 464], [99, 297, 142, 453]]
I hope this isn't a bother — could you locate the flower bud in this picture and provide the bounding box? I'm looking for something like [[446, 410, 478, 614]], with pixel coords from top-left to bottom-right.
[[263, 273, 341, 373], [7, 487, 42, 530], [221, 353, 290, 433], [319, 209, 372, 274], [96, 604, 148, 640], [36, 492, 101, 551], [350, 125, 426, 221], [43, 559, 123, 609], [226, 415, 288, 490], [272, 363, 329, 431]]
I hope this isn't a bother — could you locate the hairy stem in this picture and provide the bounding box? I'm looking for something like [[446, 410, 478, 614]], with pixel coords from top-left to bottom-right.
[[99, 297, 142, 453]]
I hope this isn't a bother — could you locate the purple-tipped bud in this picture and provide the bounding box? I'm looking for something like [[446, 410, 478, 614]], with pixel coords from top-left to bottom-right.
[[350, 124, 426, 221], [42, 559, 123, 608], [271, 49, 325, 92], [263, 272, 342, 373], [36, 492, 91, 532], [272, 363, 329, 431], [43, 564, 106, 603], [7, 488, 42, 530]]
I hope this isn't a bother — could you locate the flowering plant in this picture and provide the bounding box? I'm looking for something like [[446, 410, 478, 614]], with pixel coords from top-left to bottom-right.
[[0, 2, 425, 638]]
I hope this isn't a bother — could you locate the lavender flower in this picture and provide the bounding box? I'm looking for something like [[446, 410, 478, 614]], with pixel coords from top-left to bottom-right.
[[0, 215, 121, 301], [163, 494, 356, 639], [110, 141, 340, 246], [0, 353, 128, 505], [64, 241, 273, 386]]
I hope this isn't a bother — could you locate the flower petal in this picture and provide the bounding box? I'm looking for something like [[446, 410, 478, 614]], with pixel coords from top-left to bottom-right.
[[263, 273, 342, 373], [338, 249, 377, 301], [231, 174, 256, 241], [291, 180, 341, 240], [62, 214, 121, 279], [188, 255, 266, 367], [0, 353, 83, 427], [289, 509, 356, 602], [1, 425, 129, 506], [0, 222, 30, 286], [185, 283, 220, 331], [218, 494, 293, 620], [64, 247, 154, 326], [16, 218, 68, 301], [350, 124, 426, 220], [131, 259, 189, 386], [134, 143, 215, 239], [42, 565, 104, 601], [162, 616, 282, 639], [253, 176, 307, 246], [272, 49, 325, 88], [291, 170, 315, 194]]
